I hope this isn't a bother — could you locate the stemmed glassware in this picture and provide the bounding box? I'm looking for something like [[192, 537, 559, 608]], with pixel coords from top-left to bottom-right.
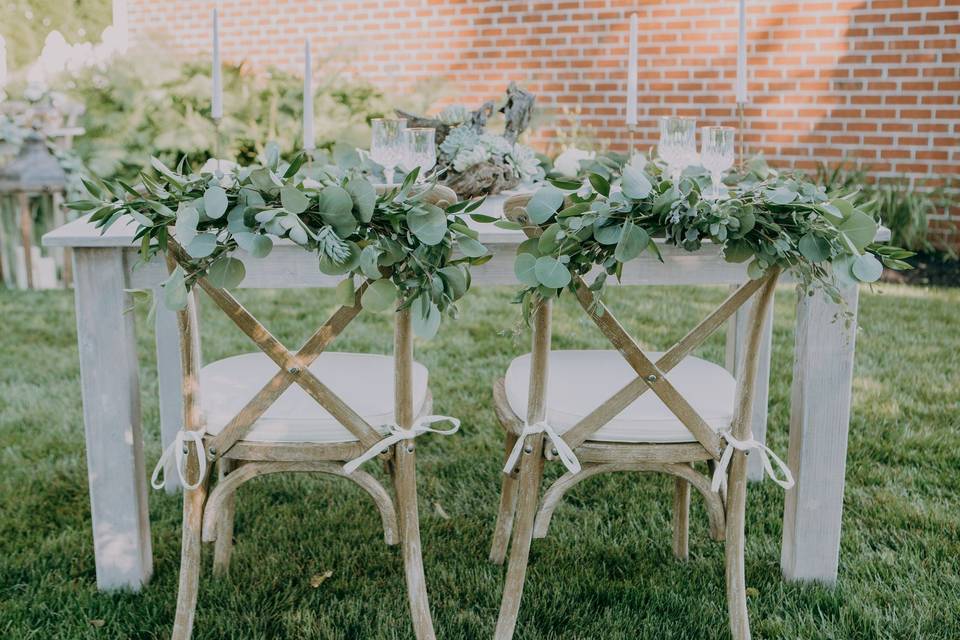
[[700, 126, 736, 200], [658, 116, 698, 185], [401, 128, 437, 182], [370, 117, 407, 185]]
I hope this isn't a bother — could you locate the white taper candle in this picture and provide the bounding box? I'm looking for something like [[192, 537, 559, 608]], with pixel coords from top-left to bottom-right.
[[736, 0, 748, 104], [0, 35, 7, 92], [211, 8, 223, 120], [303, 39, 315, 151], [626, 12, 638, 127]]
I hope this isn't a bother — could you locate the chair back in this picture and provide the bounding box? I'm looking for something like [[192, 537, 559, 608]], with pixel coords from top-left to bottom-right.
[[505, 193, 780, 460], [165, 185, 458, 470]]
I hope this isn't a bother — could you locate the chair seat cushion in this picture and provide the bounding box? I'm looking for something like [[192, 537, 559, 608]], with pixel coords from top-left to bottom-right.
[[200, 352, 429, 443], [504, 350, 735, 443]]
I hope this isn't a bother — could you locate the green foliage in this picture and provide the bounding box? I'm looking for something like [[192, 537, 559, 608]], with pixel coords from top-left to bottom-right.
[[59, 42, 392, 184], [509, 156, 914, 314], [71, 152, 490, 338], [815, 161, 957, 255], [0, 0, 111, 71]]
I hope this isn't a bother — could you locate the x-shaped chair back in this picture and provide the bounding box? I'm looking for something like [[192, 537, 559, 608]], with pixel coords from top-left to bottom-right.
[[504, 195, 781, 462], [166, 239, 393, 462]]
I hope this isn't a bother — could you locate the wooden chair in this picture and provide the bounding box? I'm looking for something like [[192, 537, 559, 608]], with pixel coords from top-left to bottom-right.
[[489, 195, 794, 640], [153, 186, 460, 640]]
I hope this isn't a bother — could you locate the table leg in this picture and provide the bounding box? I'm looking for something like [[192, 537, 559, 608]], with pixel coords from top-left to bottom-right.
[[73, 248, 153, 591], [726, 291, 774, 482], [781, 282, 859, 583]]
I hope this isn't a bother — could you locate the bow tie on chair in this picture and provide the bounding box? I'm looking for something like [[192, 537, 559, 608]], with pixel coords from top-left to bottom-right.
[[710, 431, 795, 492], [151, 427, 208, 491], [503, 421, 582, 476], [343, 415, 461, 474]]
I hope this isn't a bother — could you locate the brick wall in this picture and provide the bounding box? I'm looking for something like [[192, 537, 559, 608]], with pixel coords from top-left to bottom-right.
[[125, 0, 960, 244]]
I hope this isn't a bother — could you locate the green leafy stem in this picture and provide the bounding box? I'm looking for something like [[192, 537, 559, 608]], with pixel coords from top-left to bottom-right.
[[68, 153, 492, 339], [501, 158, 914, 317]]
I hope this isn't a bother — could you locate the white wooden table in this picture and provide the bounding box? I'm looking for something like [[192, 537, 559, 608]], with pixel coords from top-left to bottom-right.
[[43, 194, 877, 592]]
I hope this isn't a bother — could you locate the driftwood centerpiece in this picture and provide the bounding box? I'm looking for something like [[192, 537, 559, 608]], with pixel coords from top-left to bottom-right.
[[396, 83, 542, 199]]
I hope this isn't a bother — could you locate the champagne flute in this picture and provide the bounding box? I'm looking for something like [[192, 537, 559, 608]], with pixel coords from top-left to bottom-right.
[[401, 128, 437, 182], [700, 126, 736, 200], [370, 117, 407, 185], [658, 116, 697, 185]]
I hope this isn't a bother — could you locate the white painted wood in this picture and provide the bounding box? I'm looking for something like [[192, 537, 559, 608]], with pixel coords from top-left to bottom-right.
[[781, 280, 859, 584], [72, 248, 153, 591], [725, 289, 775, 482]]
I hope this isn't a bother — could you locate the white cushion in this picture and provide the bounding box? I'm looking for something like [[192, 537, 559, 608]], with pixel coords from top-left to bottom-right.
[[200, 352, 429, 443], [504, 350, 735, 443]]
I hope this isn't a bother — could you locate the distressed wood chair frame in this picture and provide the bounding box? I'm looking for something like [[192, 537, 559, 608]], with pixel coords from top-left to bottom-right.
[[490, 195, 781, 640], [164, 237, 437, 640]]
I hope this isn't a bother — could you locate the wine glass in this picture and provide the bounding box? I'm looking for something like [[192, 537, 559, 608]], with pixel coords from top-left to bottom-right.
[[658, 116, 697, 185], [401, 128, 437, 182], [370, 117, 407, 185], [700, 126, 736, 200]]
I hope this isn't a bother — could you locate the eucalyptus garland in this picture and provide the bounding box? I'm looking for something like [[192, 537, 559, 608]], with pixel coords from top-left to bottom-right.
[[68, 148, 491, 339], [502, 156, 913, 317]]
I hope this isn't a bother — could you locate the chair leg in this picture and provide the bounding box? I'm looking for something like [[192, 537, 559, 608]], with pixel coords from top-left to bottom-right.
[[212, 459, 236, 577], [724, 450, 751, 640], [672, 474, 691, 561], [172, 479, 209, 640], [392, 445, 436, 640], [490, 432, 520, 565], [494, 434, 546, 640]]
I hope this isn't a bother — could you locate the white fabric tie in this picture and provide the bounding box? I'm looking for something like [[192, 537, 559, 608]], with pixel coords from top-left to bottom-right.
[[710, 431, 795, 492], [343, 415, 461, 474], [151, 428, 208, 491], [503, 421, 582, 476]]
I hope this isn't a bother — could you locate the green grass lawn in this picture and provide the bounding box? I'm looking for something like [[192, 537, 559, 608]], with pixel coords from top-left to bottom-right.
[[1, 283, 958, 639]]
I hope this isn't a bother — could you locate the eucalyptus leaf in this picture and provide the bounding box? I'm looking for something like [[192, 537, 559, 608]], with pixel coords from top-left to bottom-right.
[[439, 266, 468, 299], [458, 236, 488, 258], [538, 224, 563, 254], [534, 256, 572, 288], [174, 206, 199, 245], [359, 245, 382, 280], [412, 297, 442, 339], [723, 241, 754, 264], [161, 266, 188, 310], [614, 221, 649, 262], [765, 186, 798, 205], [838, 209, 878, 252], [593, 221, 624, 245], [203, 186, 228, 219], [747, 259, 767, 280], [361, 278, 398, 313], [407, 204, 447, 246], [186, 233, 218, 258], [851, 253, 883, 282], [234, 232, 273, 258], [207, 256, 246, 289], [621, 165, 653, 199], [280, 186, 311, 214], [514, 253, 539, 287], [345, 178, 377, 222], [526, 185, 565, 224], [798, 233, 831, 262], [334, 278, 356, 307]]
